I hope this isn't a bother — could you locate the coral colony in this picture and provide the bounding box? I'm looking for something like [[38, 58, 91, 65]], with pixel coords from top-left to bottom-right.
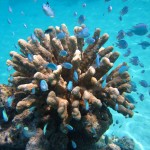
[[0, 24, 134, 149]]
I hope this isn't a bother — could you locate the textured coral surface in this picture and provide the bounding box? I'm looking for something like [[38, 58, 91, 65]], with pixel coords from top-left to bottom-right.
[[0, 24, 134, 150]]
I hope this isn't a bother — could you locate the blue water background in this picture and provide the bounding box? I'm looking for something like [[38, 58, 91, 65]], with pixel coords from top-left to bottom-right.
[[0, 0, 150, 149]]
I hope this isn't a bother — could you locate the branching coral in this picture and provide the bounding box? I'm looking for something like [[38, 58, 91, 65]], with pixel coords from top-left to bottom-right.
[[0, 24, 134, 150]]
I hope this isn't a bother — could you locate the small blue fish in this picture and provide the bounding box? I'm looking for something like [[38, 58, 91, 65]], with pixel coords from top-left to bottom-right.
[[7, 18, 12, 24], [71, 140, 77, 149], [76, 27, 90, 38], [73, 70, 78, 82], [74, 11, 78, 16], [95, 53, 101, 68], [8, 6, 13, 13], [104, 135, 109, 145], [40, 80, 48, 91], [78, 15, 85, 24], [29, 106, 36, 112], [67, 81, 73, 91], [43, 123, 48, 135], [42, 2, 54, 17], [62, 62, 73, 69], [27, 53, 33, 62], [66, 124, 73, 131], [44, 63, 58, 70], [84, 99, 89, 111], [23, 23, 27, 28], [120, 6, 128, 16], [31, 88, 35, 94], [131, 23, 148, 36], [138, 41, 150, 49], [86, 37, 95, 45], [108, 5, 112, 12], [116, 30, 126, 40], [7, 95, 15, 107], [2, 109, 8, 122], [139, 80, 149, 88], [129, 56, 140, 66], [9, 75, 13, 81], [14, 44, 18, 49], [82, 3, 86, 7], [130, 81, 137, 92], [118, 65, 129, 74], [123, 48, 131, 57], [7, 65, 13, 71], [59, 50, 68, 57], [16, 124, 22, 130], [115, 103, 119, 111], [57, 31, 66, 39], [102, 75, 107, 88], [22, 127, 36, 138], [139, 93, 144, 101], [125, 95, 137, 104], [31, 33, 37, 42], [116, 40, 128, 49], [141, 70, 145, 74]]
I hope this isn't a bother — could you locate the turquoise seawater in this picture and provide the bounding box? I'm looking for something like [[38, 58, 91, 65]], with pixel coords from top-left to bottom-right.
[[0, 0, 150, 149]]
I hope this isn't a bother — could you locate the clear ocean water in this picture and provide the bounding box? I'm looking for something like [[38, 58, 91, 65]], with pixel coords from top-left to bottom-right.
[[0, 0, 150, 149]]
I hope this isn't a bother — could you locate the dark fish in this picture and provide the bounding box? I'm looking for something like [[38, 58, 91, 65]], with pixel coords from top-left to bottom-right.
[[78, 15, 85, 24], [123, 48, 131, 57], [120, 6, 128, 16], [138, 41, 150, 49], [125, 94, 137, 104], [131, 23, 148, 36], [116, 30, 126, 40], [139, 80, 149, 88], [44, 28, 53, 34], [116, 120, 119, 124], [105, 0, 111, 2], [130, 81, 137, 92], [141, 70, 145, 74], [139, 93, 144, 101], [104, 135, 109, 145], [119, 16, 122, 21], [129, 56, 140, 66], [134, 111, 139, 113], [116, 40, 128, 49]]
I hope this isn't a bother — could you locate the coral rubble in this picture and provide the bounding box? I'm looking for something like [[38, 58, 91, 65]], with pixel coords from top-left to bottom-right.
[[0, 24, 134, 150]]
